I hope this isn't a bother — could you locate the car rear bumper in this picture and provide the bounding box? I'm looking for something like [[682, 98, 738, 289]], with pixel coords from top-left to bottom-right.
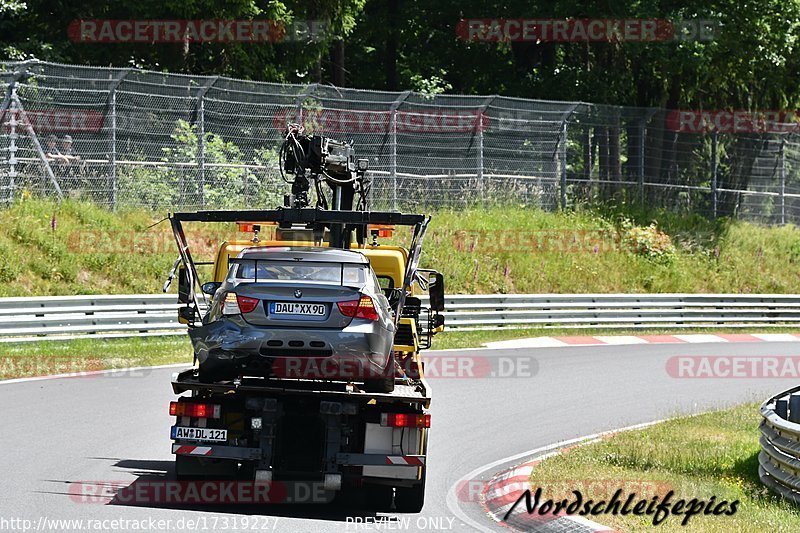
[[188, 316, 394, 381]]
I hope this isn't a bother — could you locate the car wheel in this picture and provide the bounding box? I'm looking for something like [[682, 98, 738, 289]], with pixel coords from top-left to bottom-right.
[[363, 375, 395, 393], [363, 356, 395, 393]]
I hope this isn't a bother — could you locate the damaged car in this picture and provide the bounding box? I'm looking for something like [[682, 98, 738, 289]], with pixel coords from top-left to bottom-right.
[[188, 246, 398, 392]]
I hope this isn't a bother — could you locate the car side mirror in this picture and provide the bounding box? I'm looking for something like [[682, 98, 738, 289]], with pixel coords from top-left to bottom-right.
[[202, 281, 222, 296], [177, 267, 192, 304], [428, 271, 445, 312]]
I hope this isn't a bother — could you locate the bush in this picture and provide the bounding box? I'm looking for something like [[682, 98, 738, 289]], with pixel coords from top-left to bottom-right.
[[620, 219, 676, 261]]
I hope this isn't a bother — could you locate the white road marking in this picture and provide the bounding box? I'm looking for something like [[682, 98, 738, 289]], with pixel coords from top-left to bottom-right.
[[673, 334, 728, 343], [591, 335, 649, 345], [752, 333, 800, 342]]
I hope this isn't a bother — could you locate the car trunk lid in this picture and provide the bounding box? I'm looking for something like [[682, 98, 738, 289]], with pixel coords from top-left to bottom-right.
[[233, 282, 362, 328]]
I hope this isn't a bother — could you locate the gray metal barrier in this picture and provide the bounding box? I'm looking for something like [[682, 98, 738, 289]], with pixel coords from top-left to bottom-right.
[[2, 293, 800, 342], [760, 385, 800, 504]]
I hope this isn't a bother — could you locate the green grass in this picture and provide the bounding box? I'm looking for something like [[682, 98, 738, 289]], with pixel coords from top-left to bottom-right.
[[0, 336, 192, 379], [528, 403, 800, 532], [3, 198, 800, 296]]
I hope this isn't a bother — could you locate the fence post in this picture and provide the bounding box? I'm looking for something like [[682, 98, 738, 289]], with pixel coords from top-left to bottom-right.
[[556, 104, 578, 210], [389, 91, 410, 211], [780, 138, 786, 225], [196, 76, 219, 209], [560, 121, 568, 209], [476, 96, 496, 205], [638, 118, 646, 206], [11, 92, 62, 200], [108, 69, 129, 210], [711, 132, 718, 218], [1, 89, 16, 205], [477, 122, 484, 202], [1, 61, 36, 205]]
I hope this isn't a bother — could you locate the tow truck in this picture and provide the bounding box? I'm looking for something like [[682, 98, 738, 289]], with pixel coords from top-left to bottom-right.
[[163, 126, 445, 511]]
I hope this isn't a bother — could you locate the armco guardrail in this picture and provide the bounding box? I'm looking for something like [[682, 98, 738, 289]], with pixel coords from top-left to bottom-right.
[[2, 293, 800, 342], [759, 385, 800, 504]]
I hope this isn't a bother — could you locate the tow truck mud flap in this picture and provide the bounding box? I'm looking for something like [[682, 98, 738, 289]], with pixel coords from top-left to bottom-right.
[[355, 422, 424, 480], [172, 444, 261, 460], [188, 320, 259, 382]]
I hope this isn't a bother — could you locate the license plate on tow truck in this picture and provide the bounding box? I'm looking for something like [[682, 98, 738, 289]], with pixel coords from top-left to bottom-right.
[[171, 426, 227, 443]]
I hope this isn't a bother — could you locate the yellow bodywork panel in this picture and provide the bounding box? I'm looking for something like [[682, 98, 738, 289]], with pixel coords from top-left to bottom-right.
[[360, 245, 408, 289], [212, 240, 409, 288], [393, 317, 418, 352]]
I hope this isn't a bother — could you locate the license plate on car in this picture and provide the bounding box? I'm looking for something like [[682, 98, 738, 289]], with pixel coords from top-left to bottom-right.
[[270, 302, 327, 316], [171, 426, 227, 443]]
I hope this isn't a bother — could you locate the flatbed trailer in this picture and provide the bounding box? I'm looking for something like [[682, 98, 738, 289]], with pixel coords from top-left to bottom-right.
[[170, 368, 431, 511], [172, 369, 430, 404]]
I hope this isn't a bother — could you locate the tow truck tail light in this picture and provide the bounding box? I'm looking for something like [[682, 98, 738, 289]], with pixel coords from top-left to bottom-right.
[[337, 295, 379, 321], [222, 293, 259, 314], [169, 401, 221, 419], [381, 413, 430, 428]]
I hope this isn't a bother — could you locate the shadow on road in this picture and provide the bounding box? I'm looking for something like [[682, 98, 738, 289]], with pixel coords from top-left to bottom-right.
[[44, 457, 393, 523]]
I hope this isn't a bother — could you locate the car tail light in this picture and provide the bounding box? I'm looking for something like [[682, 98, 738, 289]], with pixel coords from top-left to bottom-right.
[[237, 295, 259, 313], [222, 293, 240, 315], [381, 413, 430, 428], [337, 295, 379, 321], [222, 293, 259, 315], [169, 401, 221, 419]]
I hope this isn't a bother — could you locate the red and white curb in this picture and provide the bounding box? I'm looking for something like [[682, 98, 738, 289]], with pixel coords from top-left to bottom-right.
[[446, 420, 666, 532], [484, 459, 614, 532], [484, 332, 800, 350]]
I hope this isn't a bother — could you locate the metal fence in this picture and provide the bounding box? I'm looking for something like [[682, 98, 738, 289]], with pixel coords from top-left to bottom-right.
[[4, 293, 800, 342], [2, 59, 800, 222]]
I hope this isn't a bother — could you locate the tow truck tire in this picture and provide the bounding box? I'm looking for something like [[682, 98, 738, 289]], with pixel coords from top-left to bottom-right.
[[175, 455, 237, 480], [364, 484, 394, 511], [394, 479, 425, 513]]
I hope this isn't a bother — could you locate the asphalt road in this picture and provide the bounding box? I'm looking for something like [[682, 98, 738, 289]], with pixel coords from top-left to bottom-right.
[[1, 341, 798, 532]]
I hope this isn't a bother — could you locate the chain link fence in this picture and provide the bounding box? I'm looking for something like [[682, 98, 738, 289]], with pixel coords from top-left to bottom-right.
[[1, 59, 799, 222]]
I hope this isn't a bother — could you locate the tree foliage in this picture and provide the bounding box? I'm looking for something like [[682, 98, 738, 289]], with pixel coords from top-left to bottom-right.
[[2, 0, 800, 109]]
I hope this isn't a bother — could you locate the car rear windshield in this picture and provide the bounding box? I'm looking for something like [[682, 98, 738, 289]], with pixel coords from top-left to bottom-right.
[[233, 259, 367, 285]]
